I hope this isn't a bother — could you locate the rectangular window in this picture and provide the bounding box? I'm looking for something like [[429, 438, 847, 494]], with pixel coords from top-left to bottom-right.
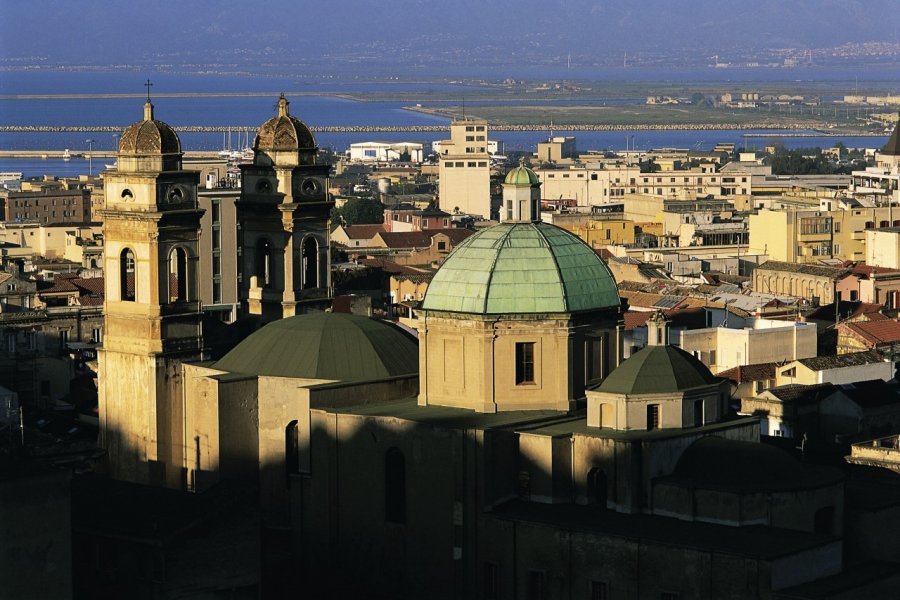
[[211, 200, 221, 223], [91, 328, 102, 343], [586, 337, 604, 382], [6, 334, 14, 354], [693, 399, 704, 427], [465, 135, 475, 141], [484, 563, 499, 600], [59, 329, 69, 352], [591, 581, 608, 600], [477, 162, 487, 167], [516, 342, 535, 384], [647, 404, 660, 431], [467, 162, 477, 167], [527, 570, 545, 600], [466, 126, 475, 132]]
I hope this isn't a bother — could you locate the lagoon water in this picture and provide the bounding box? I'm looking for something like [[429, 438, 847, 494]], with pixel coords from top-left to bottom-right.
[[0, 70, 890, 177]]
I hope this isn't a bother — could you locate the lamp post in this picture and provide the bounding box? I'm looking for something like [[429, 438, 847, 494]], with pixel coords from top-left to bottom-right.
[[85, 139, 95, 177]]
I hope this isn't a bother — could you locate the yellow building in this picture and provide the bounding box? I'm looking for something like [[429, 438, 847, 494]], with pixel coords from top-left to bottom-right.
[[749, 208, 833, 262], [436, 119, 491, 218], [98, 99, 205, 486], [561, 218, 636, 248]]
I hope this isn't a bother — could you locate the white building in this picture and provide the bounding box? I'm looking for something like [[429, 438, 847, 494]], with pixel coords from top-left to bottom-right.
[[348, 141, 423, 163]]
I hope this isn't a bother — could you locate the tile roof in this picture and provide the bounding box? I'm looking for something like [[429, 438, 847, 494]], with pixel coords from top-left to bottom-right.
[[718, 362, 779, 384], [796, 350, 887, 371], [765, 383, 836, 404], [756, 260, 849, 280], [375, 228, 474, 249], [358, 258, 423, 276], [343, 224, 385, 240], [839, 319, 900, 346]]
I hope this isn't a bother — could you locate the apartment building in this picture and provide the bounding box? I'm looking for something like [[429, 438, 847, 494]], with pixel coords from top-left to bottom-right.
[[0, 188, 92, 225], [436, 119, 491, 218], [750, 207, 900, 263], [534, 163, 752, 207]]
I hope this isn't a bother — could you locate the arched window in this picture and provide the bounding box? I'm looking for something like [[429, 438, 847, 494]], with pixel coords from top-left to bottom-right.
[[587, 467, 608, 507], [385, 448, 406, 523], [120, 248, 135, 301], [169, 247, 187, 302], [256, 238, 272, 288], [285, 420, 299, 476], [302, 236, 318, 289]]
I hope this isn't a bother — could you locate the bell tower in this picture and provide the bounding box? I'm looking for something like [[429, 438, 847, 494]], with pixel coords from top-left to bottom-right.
[[237, 94, 334, 320], [98, 95, 204, 487]]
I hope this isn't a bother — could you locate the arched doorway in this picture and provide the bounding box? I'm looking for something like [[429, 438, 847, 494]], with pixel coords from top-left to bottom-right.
[[587, 467, 608, 508]]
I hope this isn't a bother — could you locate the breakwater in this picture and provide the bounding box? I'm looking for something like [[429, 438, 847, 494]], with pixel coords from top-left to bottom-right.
[[0, 123, 867, 134]]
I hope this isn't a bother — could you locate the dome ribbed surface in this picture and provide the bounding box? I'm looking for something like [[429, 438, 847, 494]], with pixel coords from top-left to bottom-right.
[[212, 313, 417, 381], [597, 345, 719, 395], [119, 118, 181, 155], [421, 222, 620, 315], [504, 164, 540, 185], [254, 96, 316, 152]]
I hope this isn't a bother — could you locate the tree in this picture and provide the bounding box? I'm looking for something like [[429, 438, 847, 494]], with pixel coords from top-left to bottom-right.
[[331, 198, 384, 226]]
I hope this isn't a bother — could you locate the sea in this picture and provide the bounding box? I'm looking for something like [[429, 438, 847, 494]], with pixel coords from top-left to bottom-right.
[[0, 69, 892, 178]]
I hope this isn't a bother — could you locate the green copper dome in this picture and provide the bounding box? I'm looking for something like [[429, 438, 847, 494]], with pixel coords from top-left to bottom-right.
[[596, 345, 719, 395], [421, 222, 620, 315], [212, 312, 418, 381], [504, 163, 540, 185]]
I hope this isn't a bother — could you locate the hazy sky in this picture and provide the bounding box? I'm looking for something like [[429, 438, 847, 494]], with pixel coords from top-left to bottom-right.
[[2, 0, 898, 70]]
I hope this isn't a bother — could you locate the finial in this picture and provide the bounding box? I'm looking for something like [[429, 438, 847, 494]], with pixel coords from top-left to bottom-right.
[[143, 79, 154, 120], [277, 93, 289, 117], [519, 156, 526, 167]]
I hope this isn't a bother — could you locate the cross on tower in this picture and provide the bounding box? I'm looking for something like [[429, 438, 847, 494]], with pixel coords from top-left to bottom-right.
[[145, 79, 153, 102]]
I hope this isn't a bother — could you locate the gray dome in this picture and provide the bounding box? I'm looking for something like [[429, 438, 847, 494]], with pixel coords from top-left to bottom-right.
[[212, 312, 417, 382]]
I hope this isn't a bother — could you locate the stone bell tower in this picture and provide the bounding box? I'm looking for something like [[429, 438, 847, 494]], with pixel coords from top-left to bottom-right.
[[237, 94, 334, 320], [98, 96, 204, 487]]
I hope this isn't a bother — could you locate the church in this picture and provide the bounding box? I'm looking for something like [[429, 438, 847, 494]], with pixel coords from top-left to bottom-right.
[[97, 99, 900, 599]]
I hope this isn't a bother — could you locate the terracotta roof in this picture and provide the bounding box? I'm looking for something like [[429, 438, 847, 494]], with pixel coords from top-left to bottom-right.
[[844, 323, 896, 346], [718, 362, 778, 384], [841, 261, 900, 277], [375, 228, 473, 249], [342, 224, 385, 240], [623, 311, 653, 330], [839, 320, 900, 346], [358, 258, 422, 276]]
